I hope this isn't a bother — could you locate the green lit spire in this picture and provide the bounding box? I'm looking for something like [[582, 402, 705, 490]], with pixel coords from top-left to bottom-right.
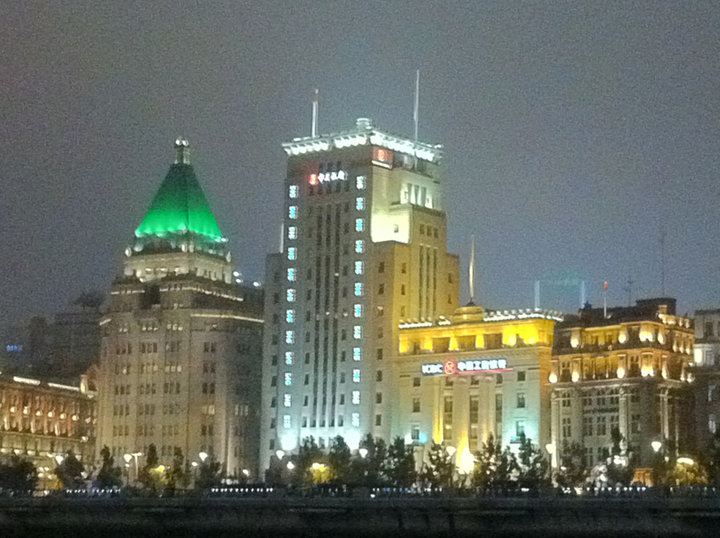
[[134, 138, 225, 242]]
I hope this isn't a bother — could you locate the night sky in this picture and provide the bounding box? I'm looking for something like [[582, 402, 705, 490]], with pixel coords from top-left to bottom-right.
[[1, 1, 718, 331]]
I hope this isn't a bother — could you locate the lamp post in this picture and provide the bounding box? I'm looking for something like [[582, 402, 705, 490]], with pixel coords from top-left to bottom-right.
[[124, 452, 142, 485], [651, 441, 663, 488]]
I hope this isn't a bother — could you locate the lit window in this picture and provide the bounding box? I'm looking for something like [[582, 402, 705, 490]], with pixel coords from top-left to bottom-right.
[[284, 394, 292, 407], [353, 347, 362, 361], [287, 268, 296, 281], [352, 391, 360, 404], [288, 185, 298, 198], [356, 176, 366, 189], [355, 218, 364, 232], [351, 412, 360, 427], [288, 206, 298, 219], [285, 330, 295, 344], [283, 415, 291, 428], [353, 326, 362, 339], [356, 197, 365, 210], [354, 283, 364, 296], [353, 369, 361, 383], [286, 310, 295, 323], [354, 261, 364, 275], [287, 226, 297, 239], [285, 351, 294, 365], [354, 240, 364, 253], [353, 304, 363, 318], [287, 247, 297, 260], [284, 373, 292, 386], [286, 289, 296, 302]]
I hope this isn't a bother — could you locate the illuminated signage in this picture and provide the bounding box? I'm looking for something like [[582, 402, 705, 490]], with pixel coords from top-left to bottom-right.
[[372, 147, 393, 169], [421, 358, 509, 376], [308, 170, 347, 185]]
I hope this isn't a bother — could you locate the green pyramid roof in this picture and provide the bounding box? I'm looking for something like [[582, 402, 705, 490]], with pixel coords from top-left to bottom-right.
[[135, 141, 224, 242]]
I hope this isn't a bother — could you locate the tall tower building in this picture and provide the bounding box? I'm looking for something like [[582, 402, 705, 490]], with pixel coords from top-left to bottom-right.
[[261, 119, 459, 471], [97, 139, 263, 479]]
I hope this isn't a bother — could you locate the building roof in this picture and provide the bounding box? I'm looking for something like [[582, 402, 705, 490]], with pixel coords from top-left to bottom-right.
[[134, 139, 224, 242]]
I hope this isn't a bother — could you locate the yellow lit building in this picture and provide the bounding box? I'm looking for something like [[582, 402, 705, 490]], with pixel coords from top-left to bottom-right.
[[549, 298, 694, 469], [393, 304, 560, 467]]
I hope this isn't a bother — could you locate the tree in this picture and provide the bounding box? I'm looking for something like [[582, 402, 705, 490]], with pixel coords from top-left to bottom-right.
[[554, 440, 588, 488], [290, 436, 324, 488], [0, 457, 38, 494], [139, 443, 162, 492], [603, 428, 634, 486], [705, 430, 720, 486], [473, 434, 518, 491], [420, 442, 455, 490], [96, 445, 122, 488], [196, 455, 222, 490], [328, 435, 351, 486], [55, 451, 85, 489], [385, 437, 416, 488], [165, 447, 186, 494], [350, 434, 387, 488], [516, 434, 549, 489]]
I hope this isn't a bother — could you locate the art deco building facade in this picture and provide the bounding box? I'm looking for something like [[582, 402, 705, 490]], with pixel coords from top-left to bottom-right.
[[261, 119, 459, 470], [394, 305, 560, 467], [692, 308, 720, 448], [97, 140, 263, 478], [0, 373, 96, 478], [549, 298, 694, 469]]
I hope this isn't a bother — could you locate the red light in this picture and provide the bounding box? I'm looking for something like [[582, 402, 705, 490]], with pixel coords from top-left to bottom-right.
[[309, 174, 318, 185]]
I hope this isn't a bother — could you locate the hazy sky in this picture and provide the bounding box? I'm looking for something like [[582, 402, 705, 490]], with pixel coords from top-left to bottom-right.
[[1, 1, 718, 329]]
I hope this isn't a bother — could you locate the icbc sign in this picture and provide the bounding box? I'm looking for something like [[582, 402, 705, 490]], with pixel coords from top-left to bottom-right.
[[421, 358, 509, 376], [309, 170, 347, 185]]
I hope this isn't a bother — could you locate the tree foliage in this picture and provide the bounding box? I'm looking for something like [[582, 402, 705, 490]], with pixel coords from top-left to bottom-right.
[[0, 456, 38, 494], [385, 437, 416, 488], [328, 435, 352, 486], [472, 434, 518, 490], [55, 450, 85, 489], [555, 440, 588, 488], [421, 442, 455, 490], [96, 445, 122, 488]]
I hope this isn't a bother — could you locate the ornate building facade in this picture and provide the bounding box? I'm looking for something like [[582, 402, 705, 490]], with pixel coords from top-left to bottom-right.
[[96, 140, 264, 479], [549, 298, 695, 470]]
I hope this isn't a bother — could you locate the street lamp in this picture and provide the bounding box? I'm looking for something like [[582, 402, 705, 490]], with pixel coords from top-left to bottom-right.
[[286, 461, 295, 471], [651, 441, 662, 454], [275, 450, 285, 461], [199, 451, 208, 463], [358, 448, 368, 459]]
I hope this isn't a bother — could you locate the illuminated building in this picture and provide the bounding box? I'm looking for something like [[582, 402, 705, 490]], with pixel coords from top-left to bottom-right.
[[549, 298, 694, 470], [261, 118, 459, 471], [691, 309, 720, 448], [97, 139, 263, 478], [0, 373, 96, 485], [394, 304, 560, 467]]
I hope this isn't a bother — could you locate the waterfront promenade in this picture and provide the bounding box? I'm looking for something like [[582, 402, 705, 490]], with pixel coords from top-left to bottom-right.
[[1, 494, 720, 537]]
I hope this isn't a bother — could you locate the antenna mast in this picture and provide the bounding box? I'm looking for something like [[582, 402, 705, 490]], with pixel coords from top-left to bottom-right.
[[469, 235, 475, 304], [413, 69, 420, 143], [311, 89, 319, 138]]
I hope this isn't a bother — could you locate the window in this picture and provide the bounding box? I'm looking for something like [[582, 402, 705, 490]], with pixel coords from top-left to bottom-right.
[[376, 370, 383, 382], [355, 218, 364, 232], [378, 283, 384, 294], [285, 352, 294, 365], [517, 370, 526, 382], [353, 348, 362, 361], [354, 283, 364, 296], [353, 304, 363, 318], [270, 376, 277, 387], [351, 413, 360, 427], [353, 326, 362, 339], [412, 397, 420, 413], [286, 289, 296, 302], [288, 185, 298, 198], [517, 420, 526, 438], [413, 376, 421, 387], [355, 240, 364, 253], [354, 261, 364, 275], [287, 268, 296, 281], [375, 414, 382, 426], [285, 330, 295, 344], [376, 348, 383, 360], [283, 415, 291, 429], [287, 247, 297, 260], [286, 310, 295, 323], [288, 206, 298, 219], [596, 416, 606, 436], [287, 226, 297, 239], [340, 372, 346, 383], [356, 197, 365, 210], [283, 394, 291, 407], [411, 425, 420, 441], [376, 392, 383, 404], [517, 392, 526, 408], [284, 373, 292, 386], [583, 416, 593, 436], [353, 369, 360, 383], [356, 176, 366, 189], [352, 391, 360, 404]]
